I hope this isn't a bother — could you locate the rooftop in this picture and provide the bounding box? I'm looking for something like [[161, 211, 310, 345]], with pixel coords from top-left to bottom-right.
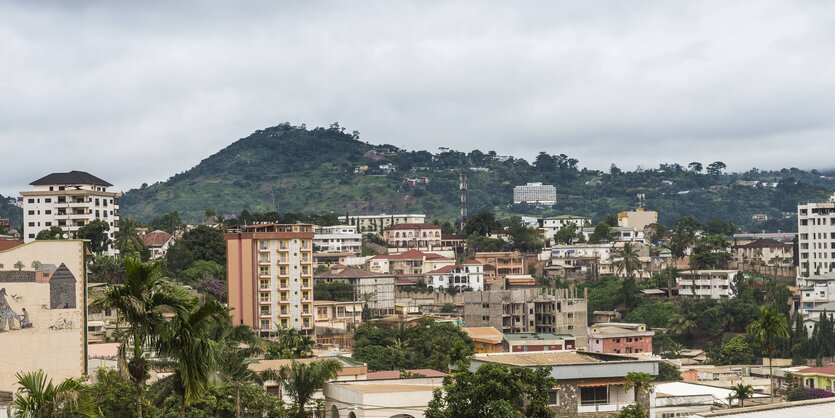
[[141, 230, 174, 247], [371, 249, 448, 261], [30, 170, 113, 187], [473, 351, 634, 366], [733, 239, 793, 249], [365, 369, 446, 380], [315, 266, 392, 279], [693, 397, 835, 417], [503, 333, 573, 342], [793, 364, 835, 376], [384, 223, 441, 231], [461, 327, 504, 344]]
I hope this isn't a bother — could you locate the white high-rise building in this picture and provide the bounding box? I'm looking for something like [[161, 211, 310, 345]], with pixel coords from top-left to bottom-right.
[[798, 193, 835, 277], [21, 171, 120, 254], [513, 182, 557, 205]]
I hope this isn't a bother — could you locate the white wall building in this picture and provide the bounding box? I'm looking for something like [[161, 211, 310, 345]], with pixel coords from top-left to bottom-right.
[[513, 182, 557, 205], [798, 193, 835, 277], [542, 216, 592, 242], [677, 270, 738, 299], [581, 226, 645, 243], [314, 225, 363, 254], [426, 263, 485, 292], [338, 213, 426, 235], [21, 171, 120, 254], [798, 273, 835, 314]]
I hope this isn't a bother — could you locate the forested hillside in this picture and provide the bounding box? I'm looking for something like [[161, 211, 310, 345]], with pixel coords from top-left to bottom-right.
[[121, 123, 835, 231], [0, 194, 22, 227]]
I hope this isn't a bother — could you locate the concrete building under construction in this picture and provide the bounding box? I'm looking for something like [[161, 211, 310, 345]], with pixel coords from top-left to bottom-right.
[[462, 287, 589, 348]]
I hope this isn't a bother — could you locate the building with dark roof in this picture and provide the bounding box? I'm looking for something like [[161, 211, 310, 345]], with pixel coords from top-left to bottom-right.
[[21, 171, 120, 253]]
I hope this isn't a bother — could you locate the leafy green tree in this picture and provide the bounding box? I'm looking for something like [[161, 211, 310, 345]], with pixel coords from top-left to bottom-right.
[[75, 219, 112, 253], [178, 260, 225, 284], [553, 223, 580, 245], [313, 282, 355, 302], [748, 306, 789, 401], [730, 383, 754, 407], [88, 255, 126, 284], [624, 372, 654, 403], [266, 327, 315, 360], [35, 226, 66, 240], [615, 404, 649, 418], [278, 359, 342, 418], [12, 370, 100, 418], [149, 211, 185, 234], [166, 226, 225, 274], [588, 222, 613, 244], [506, 216, 544, 253], [84, 369, 159, 418], [667, 313, 696, 337], [656, 362, 682, 381], [425, 363, 556, 418], [711, 336, 755, 365], [91, 256, 194, 418], [626, 301, 680, 329], [464, 210, 500, 236], [115, 218, 146, 256]]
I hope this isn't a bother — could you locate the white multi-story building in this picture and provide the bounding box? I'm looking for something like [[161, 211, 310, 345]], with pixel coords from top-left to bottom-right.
[[798, 273, 835, 314], [426, 263, 485, 292], [338, 213, 426, 234], [541, 215, 591, 242], [677, 270, 738, 299], [313, 225, 362, 254], [581, 226, 644, 243], [798, 193, 835, 277], [513, 182, 557, 205], [21, 171, 120, 254]]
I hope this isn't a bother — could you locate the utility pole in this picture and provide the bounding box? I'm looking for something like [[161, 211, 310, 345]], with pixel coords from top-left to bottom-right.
[[459, 172, 468, 232]]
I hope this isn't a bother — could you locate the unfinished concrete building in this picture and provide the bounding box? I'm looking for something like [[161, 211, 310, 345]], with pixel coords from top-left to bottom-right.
[[463, 287, 589, 348]]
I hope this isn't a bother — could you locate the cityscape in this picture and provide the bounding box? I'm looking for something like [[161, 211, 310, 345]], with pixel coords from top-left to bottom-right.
[[4, 2, 835, 418]]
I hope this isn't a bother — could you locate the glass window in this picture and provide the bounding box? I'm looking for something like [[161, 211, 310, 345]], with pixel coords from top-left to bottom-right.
[[580, 386, 609, 406]]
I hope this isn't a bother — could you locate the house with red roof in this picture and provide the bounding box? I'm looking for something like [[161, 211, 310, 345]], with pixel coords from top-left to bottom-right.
[[794, 364, 835, 391], [367, 249, 455, 275], [140, 230, 175, 259]]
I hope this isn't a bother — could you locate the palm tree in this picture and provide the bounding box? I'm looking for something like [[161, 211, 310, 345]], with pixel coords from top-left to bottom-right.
[[623, 372, 655, 404], [667, 314, 695, 336], [114, 219, 145, 255], [730, 383, 754, 407], [13, 370, 100, 418], [615, 242, 641, 279], [267, 327, 315, 359], [748, 306, 789, 402], [214, 325, 267, 418], [157, 297, 229, 414], [91, 256, 193, 418], [279, 359, 342, 418]]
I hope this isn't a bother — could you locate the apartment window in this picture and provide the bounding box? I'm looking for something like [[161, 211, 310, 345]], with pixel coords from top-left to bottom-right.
[[28, 210, 34, 215], [580, 386, 609, 406], [259, 279, 270, 289], [44, 198, 51, 203], [27, 199, 34, 204], [281, 319, 289, 328], [260, 306, 271, 316], [45, 222, 51, 227], [280, 292, 288, 301], [279, 266, 288, 275], [280, 279, 288, 288], [279, 240, 288, 250], [259, 240, 269, 250], [28, 222, 34, 227], [482, 316, 489, 321], [45, 210, 52, 215], [259, 292, 270, 302], [260, 319, 270, 330], [28, 234, 35, 239], [259, 266, 270, 276]]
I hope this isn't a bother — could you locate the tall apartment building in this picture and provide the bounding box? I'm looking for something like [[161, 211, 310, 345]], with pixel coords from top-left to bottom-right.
[[338, 213, 426, 234], [798, 193, 835, 276], [313, 225, 362, 254], [463, 288, 589, 347], [21, 171, 120, 253], [513, 182, 557, 205], [226, 224, 315, 335]]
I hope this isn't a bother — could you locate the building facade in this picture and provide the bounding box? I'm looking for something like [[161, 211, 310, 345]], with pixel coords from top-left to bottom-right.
[[798, 193, 835, 276], [541, 215, 592, 243], [226, 224, 315, 335], [617, 209, 659, 232], [588, 323, 654, 355], [314, 266, 396, 316], [513, 182, 557, 205], [313, 225, 362, 254], [381, 223, 442, 249], [677, 270, 738, 299], [798, 273, 835, 314], [426, 263, 485, 292], [21, 171, 120, 253], [503, 333, 576, 352], [473, 251, 525, 277], [338, 213, 426, 235]]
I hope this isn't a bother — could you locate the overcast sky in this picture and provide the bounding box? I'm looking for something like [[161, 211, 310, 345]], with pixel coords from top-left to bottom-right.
[[3, 1, 835, 196]]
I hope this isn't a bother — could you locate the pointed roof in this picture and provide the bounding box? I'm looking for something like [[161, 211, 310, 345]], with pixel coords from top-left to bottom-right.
[[371, 249, 448, 261], [50, 263, 77, 283], [30, 171, 112, 187], [141, 230, 174, 248]]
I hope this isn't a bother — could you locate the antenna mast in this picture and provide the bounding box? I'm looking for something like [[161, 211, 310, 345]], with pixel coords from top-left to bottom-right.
[[459, 172, 468, 232]]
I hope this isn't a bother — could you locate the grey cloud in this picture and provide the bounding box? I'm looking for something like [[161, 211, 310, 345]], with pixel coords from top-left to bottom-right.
[[3, 1, 835, 196]]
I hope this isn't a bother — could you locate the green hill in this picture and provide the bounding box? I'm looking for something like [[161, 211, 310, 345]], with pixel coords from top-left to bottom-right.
[[121, 122, 835, 231]]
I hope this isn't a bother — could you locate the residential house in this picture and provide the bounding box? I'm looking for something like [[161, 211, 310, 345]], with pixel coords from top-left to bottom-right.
[[541, 215, 591, 243], [314, 300, 364, 331], [382, 223, 442, 249], [794, 365, 835, 392], [462, 326, 505, 353], [426, 262, 485, 292], [367, 249, 454, 275], [473, 251, 525, 277], [588, 323, 654, 355], [324, 377, 444, 418], [141, 230, 175, 259], [470, 351, 659, 416], [732, 239, 794, 271]]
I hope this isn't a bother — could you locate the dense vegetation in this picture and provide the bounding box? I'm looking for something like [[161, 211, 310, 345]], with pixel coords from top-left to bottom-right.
[[120, 122, 835, 231]]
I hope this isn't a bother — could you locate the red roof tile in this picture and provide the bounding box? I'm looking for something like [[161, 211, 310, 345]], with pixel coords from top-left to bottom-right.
[[141, 230, 174, 248], [0, 240, 24, 252], [795, 365, 835, 376]]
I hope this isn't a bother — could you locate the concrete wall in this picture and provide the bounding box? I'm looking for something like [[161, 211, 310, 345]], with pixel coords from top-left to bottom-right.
[[0, 240, 86, 392]]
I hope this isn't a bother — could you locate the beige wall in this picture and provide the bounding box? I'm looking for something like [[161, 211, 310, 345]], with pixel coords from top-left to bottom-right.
[[0, 240, 86, 392]]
